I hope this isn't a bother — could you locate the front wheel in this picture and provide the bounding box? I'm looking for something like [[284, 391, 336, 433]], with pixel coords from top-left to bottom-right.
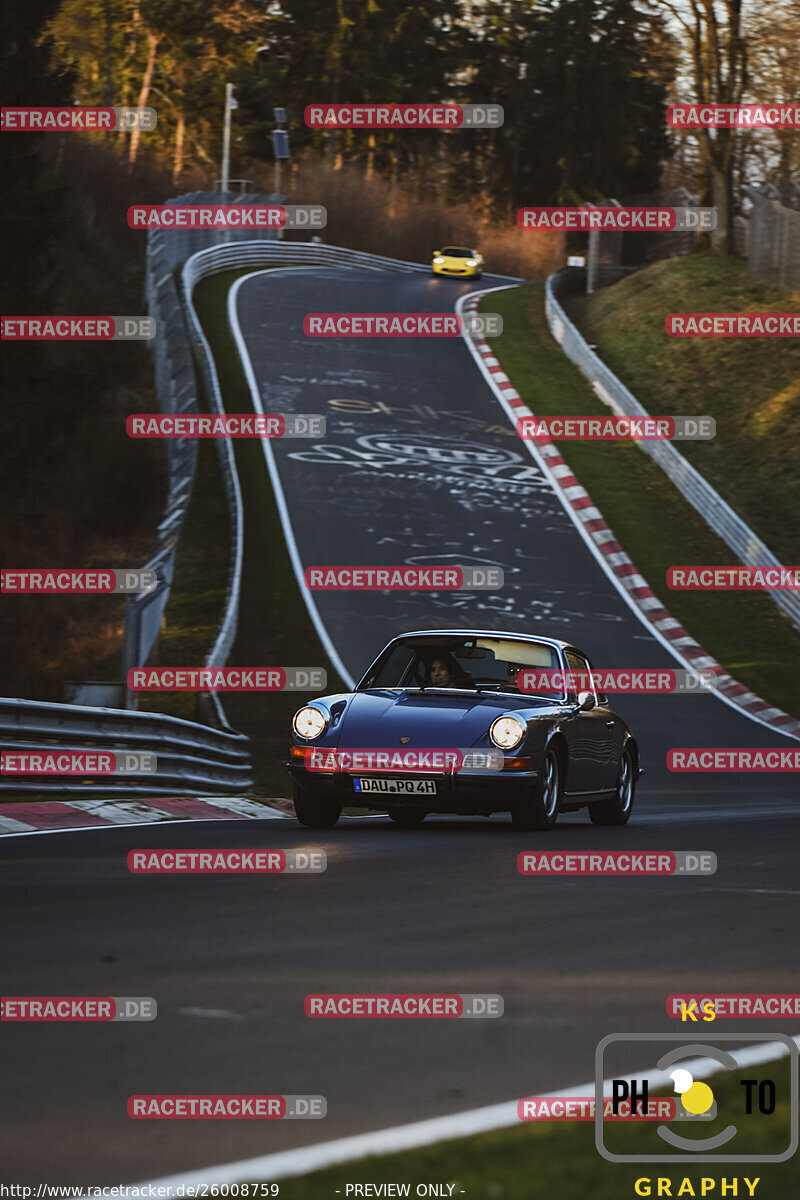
[[510, 747, 561, 831], [293, 782, 342, 829], [589, 746, 636, 826], [388, 808, 427, 827]]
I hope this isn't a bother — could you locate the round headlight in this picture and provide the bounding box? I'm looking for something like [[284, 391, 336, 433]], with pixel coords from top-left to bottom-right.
[[466, 258, 477, 267], [433, 256, 445, 264], [293, 706, 327, 740], [489, 715, 525, 750]]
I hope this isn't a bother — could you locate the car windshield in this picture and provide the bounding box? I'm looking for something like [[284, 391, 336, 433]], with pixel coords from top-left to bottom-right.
[[441, 247, 473, 257], [357, 635, 564, 698]]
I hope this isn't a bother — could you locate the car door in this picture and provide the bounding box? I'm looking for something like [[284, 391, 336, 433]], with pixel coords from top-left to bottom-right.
[[560, 651, 619, 794]]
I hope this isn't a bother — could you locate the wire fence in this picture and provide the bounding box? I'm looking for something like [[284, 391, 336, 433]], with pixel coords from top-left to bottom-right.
[[740, 184, 800, 295], [545, 267, 800, 634]]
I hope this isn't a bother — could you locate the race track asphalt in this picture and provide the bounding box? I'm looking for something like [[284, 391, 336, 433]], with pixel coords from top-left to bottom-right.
[[2, 266, 797, 1185]]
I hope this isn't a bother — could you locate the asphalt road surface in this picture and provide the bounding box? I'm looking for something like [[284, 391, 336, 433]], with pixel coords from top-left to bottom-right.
[[2, 266, 798, 1185]]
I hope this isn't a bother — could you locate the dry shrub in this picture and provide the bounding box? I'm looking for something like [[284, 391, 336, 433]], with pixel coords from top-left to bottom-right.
[[247, 156, 565, 280]]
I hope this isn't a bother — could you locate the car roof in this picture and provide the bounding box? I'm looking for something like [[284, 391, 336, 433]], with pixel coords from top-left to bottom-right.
[[384, 629, 589, 659]]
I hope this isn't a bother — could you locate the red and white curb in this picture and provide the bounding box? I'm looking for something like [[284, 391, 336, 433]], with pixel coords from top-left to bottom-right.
[[458, 288, 800, 741], [0, 796, 290, 837]]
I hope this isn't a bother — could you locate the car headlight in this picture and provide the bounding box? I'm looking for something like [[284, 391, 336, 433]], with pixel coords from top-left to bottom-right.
[[433, 256, 445, 264], [466, 259, 477, 267], [489, 715, 525, 750], [293, 706, 327, 740]]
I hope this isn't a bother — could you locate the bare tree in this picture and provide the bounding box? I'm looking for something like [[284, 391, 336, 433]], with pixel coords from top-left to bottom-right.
[[655, 0, 748, 252]]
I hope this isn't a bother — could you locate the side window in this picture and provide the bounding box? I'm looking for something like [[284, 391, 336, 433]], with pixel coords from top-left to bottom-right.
[[565, 651, 595, 701]]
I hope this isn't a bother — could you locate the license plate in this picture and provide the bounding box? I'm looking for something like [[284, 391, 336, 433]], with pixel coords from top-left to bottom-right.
[[354, 778, 437, 795]]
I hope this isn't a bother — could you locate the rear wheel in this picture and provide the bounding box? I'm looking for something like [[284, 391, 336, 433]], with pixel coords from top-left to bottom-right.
[[292, 782, 342, 829], [510, 747, 561, 831], [589, 746, 635, 826], [388, 809, 427, 827]]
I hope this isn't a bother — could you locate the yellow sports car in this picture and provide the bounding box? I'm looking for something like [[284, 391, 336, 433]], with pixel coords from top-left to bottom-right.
[[432, 246, 484, 277]]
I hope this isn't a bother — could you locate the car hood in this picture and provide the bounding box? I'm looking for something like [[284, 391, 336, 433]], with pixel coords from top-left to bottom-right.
[[331, 689, 558, 749]]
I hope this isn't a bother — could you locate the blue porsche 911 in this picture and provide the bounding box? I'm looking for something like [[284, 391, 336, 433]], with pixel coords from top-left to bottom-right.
[[288, 630, 642, 830]]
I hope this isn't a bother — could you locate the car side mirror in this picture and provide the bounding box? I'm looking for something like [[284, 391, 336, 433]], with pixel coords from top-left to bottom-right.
[[433, 249, 441, 256], [577, 691, 596, 711]]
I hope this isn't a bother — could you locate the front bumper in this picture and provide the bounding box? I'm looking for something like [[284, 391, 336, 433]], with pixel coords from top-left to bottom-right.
[[432, 262, 479, 276], [287, 764, 538, 812]]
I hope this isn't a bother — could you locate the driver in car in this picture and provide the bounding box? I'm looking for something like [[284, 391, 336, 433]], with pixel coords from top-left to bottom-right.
[[426, 650, 474, 689]]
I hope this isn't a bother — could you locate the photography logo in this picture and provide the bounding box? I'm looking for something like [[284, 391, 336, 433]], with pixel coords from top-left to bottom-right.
[[595, 1033, 798, 1162]]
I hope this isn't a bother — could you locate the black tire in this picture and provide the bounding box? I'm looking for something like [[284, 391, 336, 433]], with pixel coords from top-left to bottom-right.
[[388, 808, 427, 827], [292, 782, 342, 829], [510, 747, 561, 831], [589, 746, 636, 826]]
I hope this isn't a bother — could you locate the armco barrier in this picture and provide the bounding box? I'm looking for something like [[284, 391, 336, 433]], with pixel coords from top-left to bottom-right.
[[125, 192, 286, 686], [545, 267, 800, 632], [0, 697, 251, 796], [179, 239, 435, 669]]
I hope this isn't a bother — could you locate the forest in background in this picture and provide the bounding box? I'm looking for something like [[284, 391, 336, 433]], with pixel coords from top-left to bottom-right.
[[1, 1, 798, 699]]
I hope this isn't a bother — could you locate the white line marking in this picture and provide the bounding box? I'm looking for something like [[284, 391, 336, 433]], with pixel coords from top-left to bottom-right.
[[130, 1034, 799, 1191], [178, 1007, 245, 1021], [229, 268, 355, 690], [712, 888, 800, 896]]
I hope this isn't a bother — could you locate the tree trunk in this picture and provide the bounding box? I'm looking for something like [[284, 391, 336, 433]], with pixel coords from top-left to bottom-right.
[[173, 111, 185, 182], [129, 31, 160, 166], [710, 163, 731, 254], [104, 0, 114, 107]]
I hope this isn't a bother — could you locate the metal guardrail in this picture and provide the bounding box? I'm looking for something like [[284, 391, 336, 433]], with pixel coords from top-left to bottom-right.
[[545, 267, 800, 632], [0, 697, 251, 795], [179, 238, 436, 669], [125, 192, 286, 688], [2, 233, 464, 798]]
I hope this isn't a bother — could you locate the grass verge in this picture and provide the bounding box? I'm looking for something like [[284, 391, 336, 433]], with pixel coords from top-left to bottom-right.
[[482, 285, 800, 721], [263, 1059, 797, 1198], [191, 269, 346, 798], [562, 252, 800, 565]]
